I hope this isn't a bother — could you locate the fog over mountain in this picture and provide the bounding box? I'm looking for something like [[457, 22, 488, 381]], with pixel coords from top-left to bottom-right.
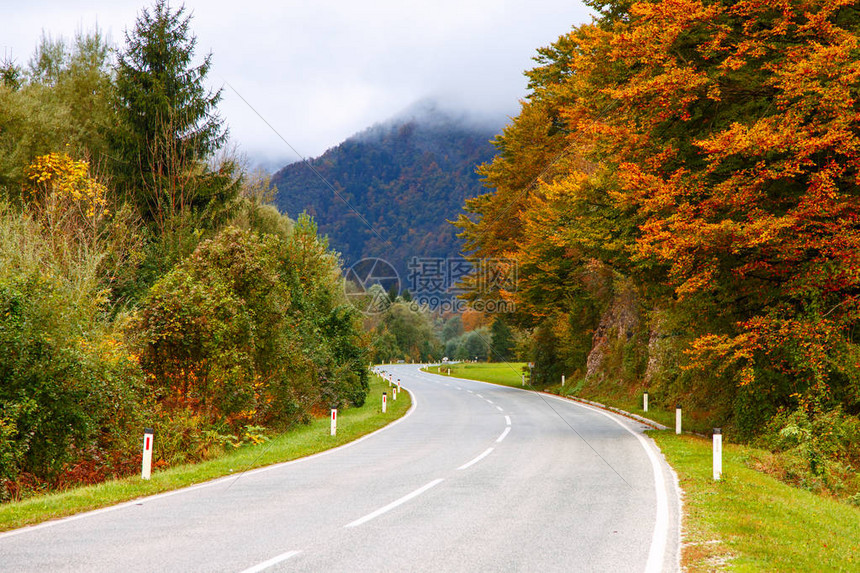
[[270, 101, 502, 293]]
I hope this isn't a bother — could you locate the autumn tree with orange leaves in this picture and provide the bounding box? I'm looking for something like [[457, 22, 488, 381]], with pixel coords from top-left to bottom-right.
[[458, 0, 860, 437]]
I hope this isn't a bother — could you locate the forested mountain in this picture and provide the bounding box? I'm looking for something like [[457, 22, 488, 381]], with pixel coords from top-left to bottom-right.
[[271, 103, 500, 279]]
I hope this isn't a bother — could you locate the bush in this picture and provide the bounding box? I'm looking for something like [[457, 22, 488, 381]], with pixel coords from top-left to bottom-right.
[[0, 273, 143, 493], [0, 171, 145, 498], [756, 406, 860, 498], [134, 224, 369, 432]]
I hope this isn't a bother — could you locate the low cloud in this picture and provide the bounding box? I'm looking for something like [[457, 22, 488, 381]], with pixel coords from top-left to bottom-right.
[[4, 0, 591, 169]]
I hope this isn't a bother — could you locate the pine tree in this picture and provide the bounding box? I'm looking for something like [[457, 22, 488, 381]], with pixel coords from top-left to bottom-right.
[[112, 0, 233, 231], [0, 57, 23, 90], [489, 316, 516, 362]]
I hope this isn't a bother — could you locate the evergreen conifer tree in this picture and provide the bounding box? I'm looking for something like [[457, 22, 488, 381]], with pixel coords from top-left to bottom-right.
[[112, 0, 234, 231], [490, 316, 516, 362]]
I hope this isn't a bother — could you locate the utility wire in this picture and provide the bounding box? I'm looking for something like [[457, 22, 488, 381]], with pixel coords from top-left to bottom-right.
[[218, 79, 398, 489], [462, 328, 633, 488], [222, 79, 394, 252], [453, 97, 631, 484]]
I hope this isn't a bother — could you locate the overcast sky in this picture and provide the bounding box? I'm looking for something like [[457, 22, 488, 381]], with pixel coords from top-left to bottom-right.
[[3, 1, 591, 171]]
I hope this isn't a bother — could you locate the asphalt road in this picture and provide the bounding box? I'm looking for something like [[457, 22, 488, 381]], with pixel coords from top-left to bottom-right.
[[0, 364, 680, 572]]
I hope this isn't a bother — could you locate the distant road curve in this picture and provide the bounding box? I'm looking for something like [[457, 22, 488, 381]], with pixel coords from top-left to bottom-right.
[[0, 364, 680, 572]]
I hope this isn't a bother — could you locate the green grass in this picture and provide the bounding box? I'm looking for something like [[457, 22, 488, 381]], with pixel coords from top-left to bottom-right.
[[653, 432, 860, 572], [427, 362, 860, 571], [559, 388, 722, 435], [0, 374, 410, 532], [424, 361, 527, 387], [429, 363, 720, 433], [426, 363, 677, 426]]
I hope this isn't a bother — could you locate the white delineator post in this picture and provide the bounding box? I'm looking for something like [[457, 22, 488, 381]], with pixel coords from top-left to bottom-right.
[[561, 374, 565, 387], [643, 390, 649, 412], [382, 392, 387, 413], [713, 428, 723, 481], [393, 387, 397, 400], [141, 428, 154, 480], [331, 409, 338, 436], [521, 374, 525, 386], [675, 404, 682, 435]]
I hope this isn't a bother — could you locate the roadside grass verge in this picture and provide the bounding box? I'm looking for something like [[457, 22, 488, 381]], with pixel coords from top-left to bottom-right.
[[426, 362, 860, 571], [423, 362, 526, 387], [653, 432, 860, 572], [429, 363, 714, 433], [0, 374, 410, 533]]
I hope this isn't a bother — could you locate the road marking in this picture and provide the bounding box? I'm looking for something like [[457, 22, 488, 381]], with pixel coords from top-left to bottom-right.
[[486, 399, 494, 404], [457, 447, 494, 470], [638, 432, 670, 573], [467, 390, 473, 394], [455, 386, 462, 390], [496, 427, 511, 443], [0, 388, 421, 541], [238, 550, 301, 573], [544, 394, 671, 573], [475, 394, 483, 398], [345, 479, 444, 528], [505, 415, 511, 426], [496, 406, 504, 412]]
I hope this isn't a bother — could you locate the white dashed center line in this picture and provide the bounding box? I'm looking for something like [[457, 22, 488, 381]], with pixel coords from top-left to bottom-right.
[[457, 448, 494, 470], [238, 550, 301, 573], [345, 479, 445, 528]]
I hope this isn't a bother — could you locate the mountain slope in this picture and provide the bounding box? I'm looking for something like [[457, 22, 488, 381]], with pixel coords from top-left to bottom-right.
[[270, 104, 500, 285]]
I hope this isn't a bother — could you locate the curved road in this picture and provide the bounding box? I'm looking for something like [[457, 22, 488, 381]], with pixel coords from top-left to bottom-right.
[[0, 364, 680, 572]]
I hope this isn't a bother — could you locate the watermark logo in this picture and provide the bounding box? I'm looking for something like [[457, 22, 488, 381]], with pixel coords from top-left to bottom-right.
[[344, 256, 517, 315], [344, 258, 400, 315], [407, 257, 517, 296], [407, 257, 517, 314]]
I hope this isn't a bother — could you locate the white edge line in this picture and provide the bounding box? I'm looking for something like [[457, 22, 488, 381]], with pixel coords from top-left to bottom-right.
[[0, 387, 420, 541], [237, 550, 301, 573], [412, 368, 673, 571], [653, 434, 684, 572], [344, 478, 444, 528], [422, 367, 676, 573], [457, 447, 494, 470], [542, 393, 670, 573], [496, 426, 511, 443]]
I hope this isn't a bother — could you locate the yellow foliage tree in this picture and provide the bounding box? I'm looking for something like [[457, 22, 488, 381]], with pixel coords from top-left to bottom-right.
[[25, 151, 110, 235]]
